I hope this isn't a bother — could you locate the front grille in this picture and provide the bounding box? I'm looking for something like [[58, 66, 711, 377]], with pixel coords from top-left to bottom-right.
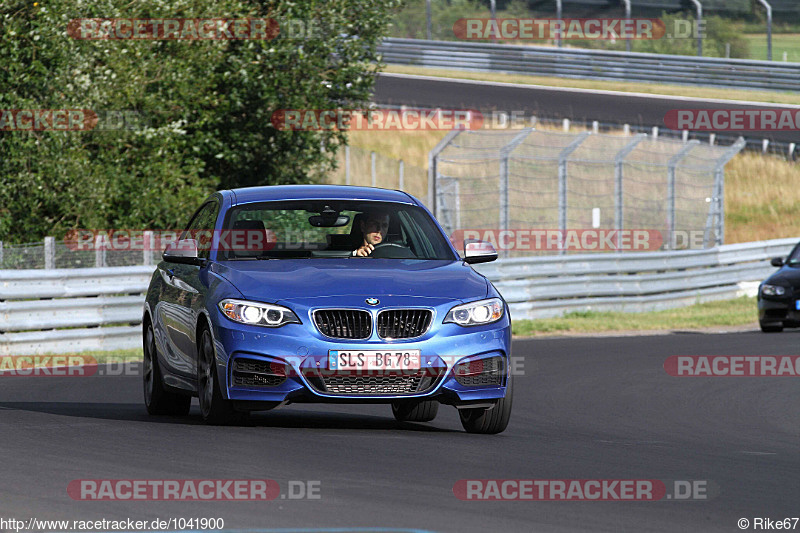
[[323, 373, 424, 394], [314, 309, 372, 339], [377, 309, 433, 339], [454, 356, 504, 387], [231, 358, 286, 388], [307, 368, 444, 396], [765, 308, 788, 319]]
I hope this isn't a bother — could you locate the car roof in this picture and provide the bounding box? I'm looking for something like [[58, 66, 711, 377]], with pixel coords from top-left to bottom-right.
[[223, 185, 417, 206]]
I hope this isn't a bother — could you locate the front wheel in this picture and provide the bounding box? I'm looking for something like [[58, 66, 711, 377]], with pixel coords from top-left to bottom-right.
[[197, 328, 237, 424], [143, 322, 191, 416], [459, 375, 513, 434], [760, 322, 784, 333]]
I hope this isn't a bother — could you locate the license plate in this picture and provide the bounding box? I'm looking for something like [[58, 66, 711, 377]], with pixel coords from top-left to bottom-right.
[[329, 350, 421, 371]]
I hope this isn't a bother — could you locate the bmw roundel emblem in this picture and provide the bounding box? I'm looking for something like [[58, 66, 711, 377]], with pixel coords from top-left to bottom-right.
[[366, 298, 380, 306]]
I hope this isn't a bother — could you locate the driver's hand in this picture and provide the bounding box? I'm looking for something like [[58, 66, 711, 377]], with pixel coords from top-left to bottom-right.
[[354, 243, 374, 257]]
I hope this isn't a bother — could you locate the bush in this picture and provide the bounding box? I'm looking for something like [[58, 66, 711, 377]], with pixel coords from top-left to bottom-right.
[[0, 0, 401, 243]]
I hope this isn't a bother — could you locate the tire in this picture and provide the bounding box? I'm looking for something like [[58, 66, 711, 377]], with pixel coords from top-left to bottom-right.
[[392, 400, 439, 422], [459, 375, 513, 434], [760, 322, 784, 333], [143, 321, 191, 416], [197, 327, 237, 424]]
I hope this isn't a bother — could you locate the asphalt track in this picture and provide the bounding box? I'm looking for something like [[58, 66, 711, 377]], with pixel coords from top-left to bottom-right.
[[373, 73, 800, 146], [1, 331, 799, 532]]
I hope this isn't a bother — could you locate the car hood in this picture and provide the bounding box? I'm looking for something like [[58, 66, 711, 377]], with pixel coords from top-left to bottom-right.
[[212, 259, 488, 303], [765, 265, 800, 286]]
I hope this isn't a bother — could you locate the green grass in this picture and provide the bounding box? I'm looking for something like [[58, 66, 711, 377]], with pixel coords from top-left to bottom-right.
[[512, 296, 758, 337], [2, 348, 143, 365], [745, 33, 800, 62]]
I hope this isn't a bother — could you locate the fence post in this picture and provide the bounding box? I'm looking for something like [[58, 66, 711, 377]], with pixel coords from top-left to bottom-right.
[[95, 234, 106, 268], [44, 236, 55, 269], [371, 151, 376, 187], [689, 0, 703, 56], [143, 230, 154, 266], [756, 0, 772, 60], [498, 129, 531, 256], [425, 0, 432, 40], [399, 159, 404, 190], [555, 0, 563, 48], [557, 132, 591, 254], [0, 240, 3, 269], [428, 128, 463, 216], [705, 137, 746, 247], [622, 0, 632, 53], [613, 134, 647, 239], [667, 141, 700, 250], [345, 145, 351, 185]]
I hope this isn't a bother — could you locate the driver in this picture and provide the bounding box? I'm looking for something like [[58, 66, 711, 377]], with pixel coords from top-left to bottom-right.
[[352, 211, 390, 257]]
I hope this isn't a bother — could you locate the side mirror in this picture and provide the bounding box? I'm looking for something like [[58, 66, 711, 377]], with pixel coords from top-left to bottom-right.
[[464, 239, 498, 264], [771, 257, 785, 268], [163, 239, 205, 266]]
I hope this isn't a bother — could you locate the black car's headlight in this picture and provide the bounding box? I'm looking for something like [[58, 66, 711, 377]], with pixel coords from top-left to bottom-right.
[[218, 299, 301, 327], [444, 298, 504, 326], [761, 284, 787, 297]]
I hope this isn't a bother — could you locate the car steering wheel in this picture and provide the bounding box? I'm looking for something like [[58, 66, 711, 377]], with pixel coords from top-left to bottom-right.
[[369, 242, 415, 259]]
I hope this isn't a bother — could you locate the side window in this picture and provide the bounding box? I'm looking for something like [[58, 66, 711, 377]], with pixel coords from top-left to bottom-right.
[[181, 201, 220, 259]]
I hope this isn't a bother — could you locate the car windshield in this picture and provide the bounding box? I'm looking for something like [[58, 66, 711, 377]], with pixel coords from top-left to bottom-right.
[[218, 200, 457, 261], [788, 245, 800, 265]]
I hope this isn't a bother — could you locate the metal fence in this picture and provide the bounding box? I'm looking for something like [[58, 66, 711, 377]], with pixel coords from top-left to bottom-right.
[[378, 38, 800, 92], [0, 235, 162, 270], [328, 145, 429, 205], [0, 238, 794, 354], [430, 129, 745, 255]]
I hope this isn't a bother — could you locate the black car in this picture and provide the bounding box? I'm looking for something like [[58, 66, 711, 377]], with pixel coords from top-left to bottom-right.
[[758, 241, 800, 332]]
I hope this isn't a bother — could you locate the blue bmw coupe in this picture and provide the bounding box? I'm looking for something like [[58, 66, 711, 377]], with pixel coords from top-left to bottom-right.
[[143, 185, 512, 433]]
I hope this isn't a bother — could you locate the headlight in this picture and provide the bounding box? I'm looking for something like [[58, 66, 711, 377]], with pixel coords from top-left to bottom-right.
[[218, 299, 301, 327], [444, 298, 504, 326], [761, 284, 787, 297]]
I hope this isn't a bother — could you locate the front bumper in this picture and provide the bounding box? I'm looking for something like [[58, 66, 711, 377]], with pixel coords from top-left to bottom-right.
[[211, 315, 512, 406], [758, 296, 800, 327]]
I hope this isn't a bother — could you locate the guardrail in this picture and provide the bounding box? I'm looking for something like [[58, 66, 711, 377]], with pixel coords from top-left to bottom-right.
[[0, 266, 153, 355], [0, 238, 795, 354], [378, 38, 800, 92], [474, 237, 797, 319]]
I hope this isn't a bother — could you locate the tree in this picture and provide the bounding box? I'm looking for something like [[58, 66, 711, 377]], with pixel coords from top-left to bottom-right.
[[0, 0, 401, 242]]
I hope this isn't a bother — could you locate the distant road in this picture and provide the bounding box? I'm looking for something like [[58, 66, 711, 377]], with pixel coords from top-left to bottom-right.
[[374, 73, 800, 146]]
